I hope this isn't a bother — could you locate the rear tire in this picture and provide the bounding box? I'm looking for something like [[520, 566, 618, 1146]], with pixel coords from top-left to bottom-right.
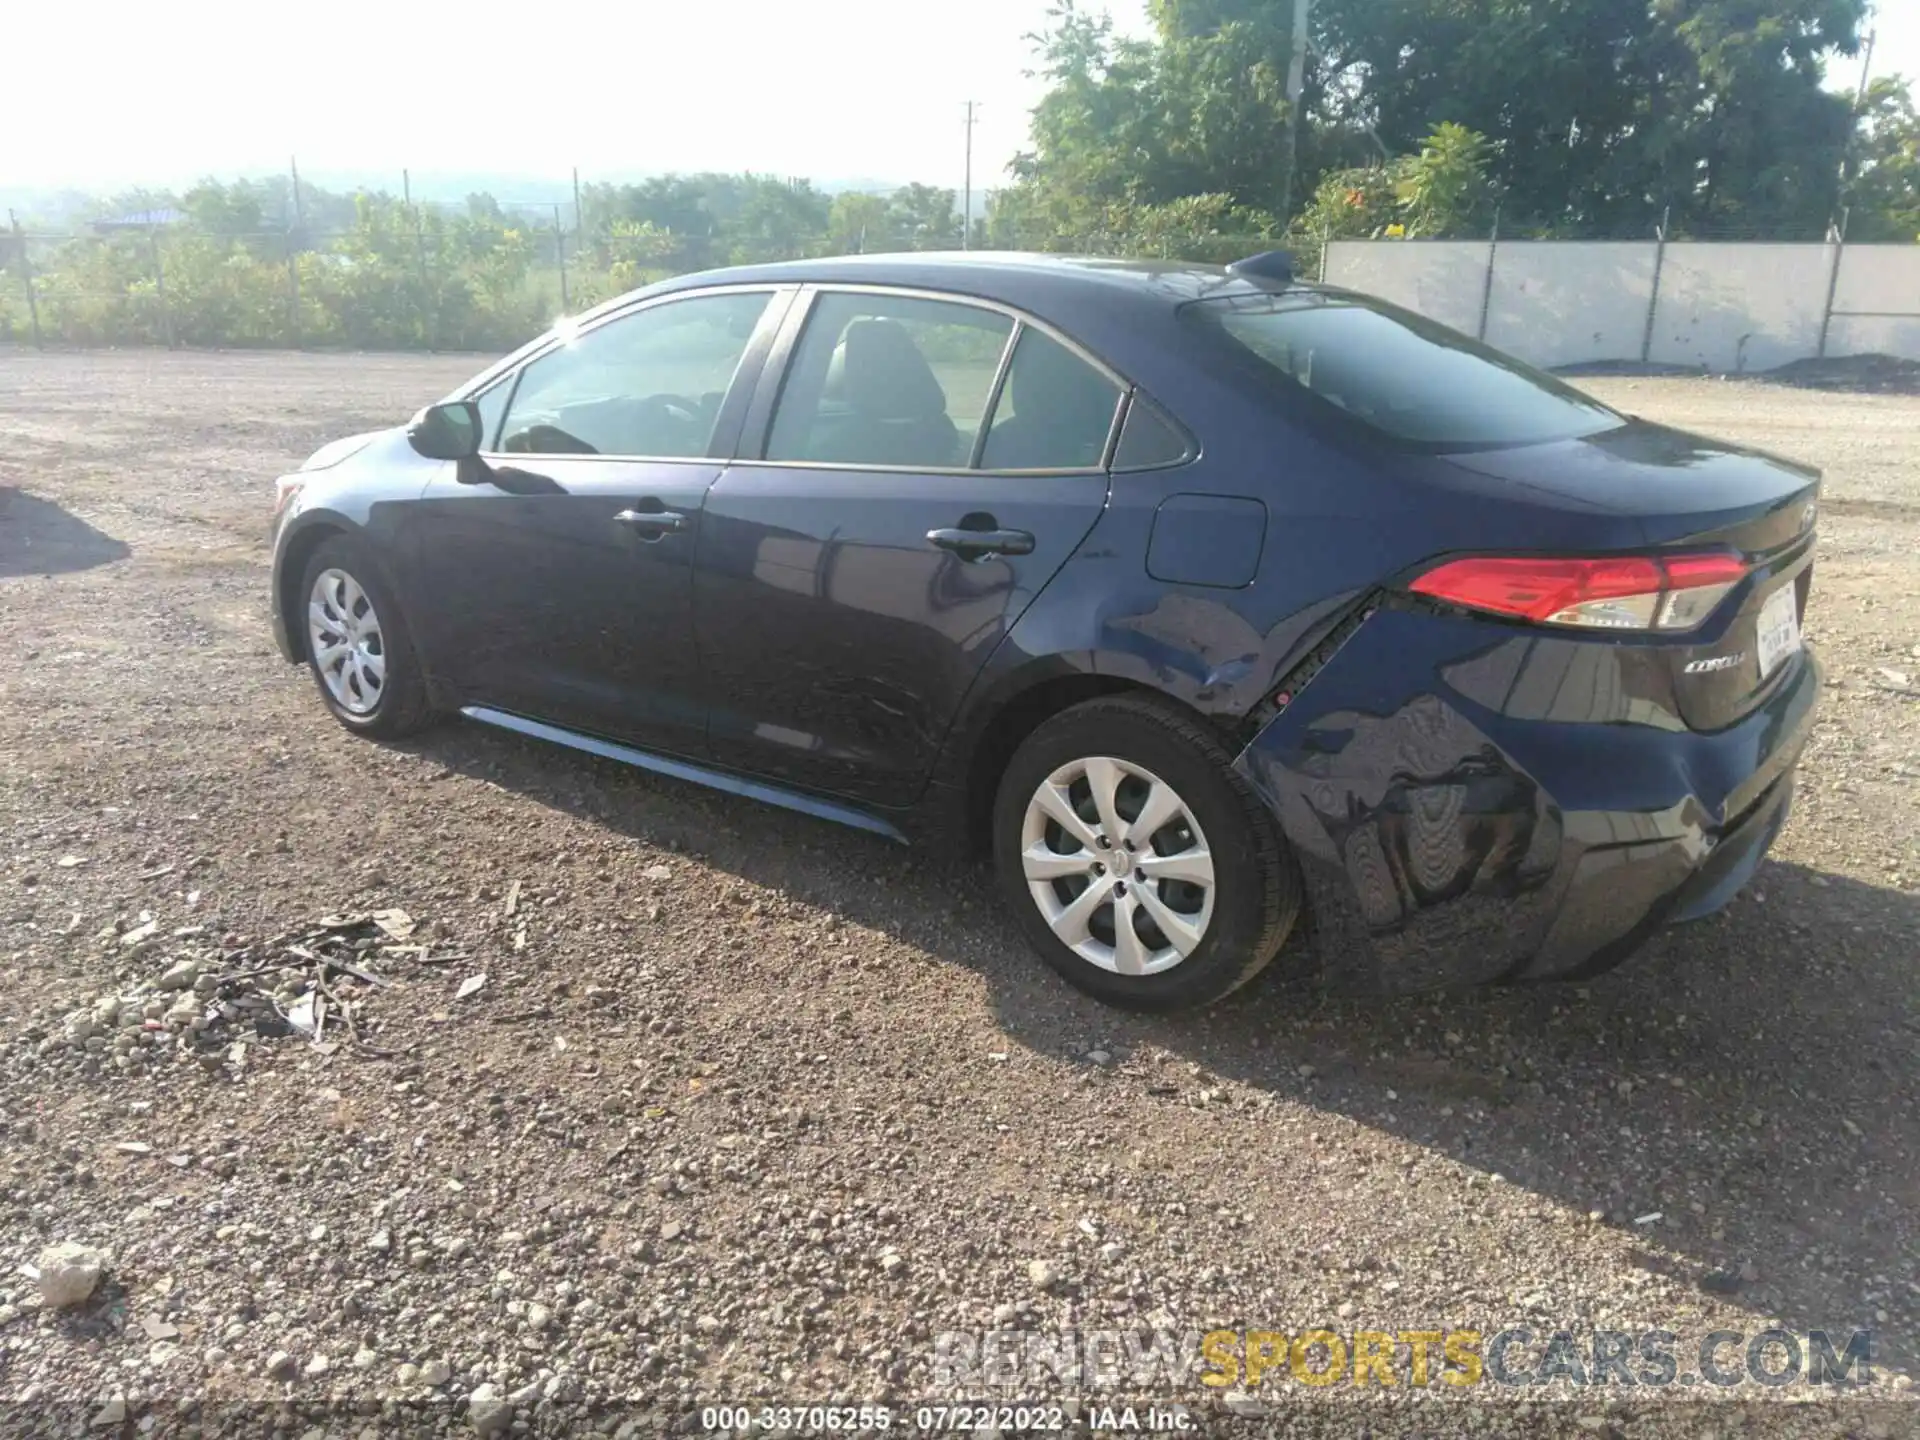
[[298, 534, 434, 739], [992, 694, 1301, 1011]]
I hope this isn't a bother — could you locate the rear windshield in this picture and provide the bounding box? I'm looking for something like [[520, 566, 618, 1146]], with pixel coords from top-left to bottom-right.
[[1183, 290, 1624, 451]]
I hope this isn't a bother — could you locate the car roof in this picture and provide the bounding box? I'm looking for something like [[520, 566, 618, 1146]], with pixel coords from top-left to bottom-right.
[[631, 251, 1277, 325], [604, 253, 1296, 398], [657, 250, 1222, 288]]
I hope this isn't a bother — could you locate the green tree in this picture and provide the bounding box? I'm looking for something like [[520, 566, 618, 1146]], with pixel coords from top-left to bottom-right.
[[1104, 192, 1280, 260], [1295, 165, 1401, 242], [1003, 1, 1167, 228], [886, 184, 961, 248], [1397, 123, 1496, 237], [1308, 0, 1864, 236], [827, 192, 895, 254], [724, 176, 831, 265], [581, 175, 726, 271], [1008, 0, 1868, 240], [1294, 124, 1495, 241], [180, 180, 265, 234], [1845, 75, 1920, 242]]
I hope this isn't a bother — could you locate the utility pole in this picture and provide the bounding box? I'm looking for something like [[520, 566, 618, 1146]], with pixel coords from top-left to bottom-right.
[[1837, 28, 1877, 194], [287, 157, 304, 348], [405, 168, 431, 347], [1276, 0, 1311, 227], [962, 101, 979, 250], [9, 209, 43, 350]]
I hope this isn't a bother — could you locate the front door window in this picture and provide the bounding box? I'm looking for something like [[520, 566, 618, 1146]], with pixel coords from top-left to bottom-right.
[[496, 291, 773, 458]]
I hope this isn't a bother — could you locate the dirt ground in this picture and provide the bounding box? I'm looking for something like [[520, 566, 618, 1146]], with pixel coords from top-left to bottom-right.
[[1, 348, 1916, 1438]]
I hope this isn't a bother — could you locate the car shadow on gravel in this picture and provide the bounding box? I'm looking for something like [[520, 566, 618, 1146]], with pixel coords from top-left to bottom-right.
[[0, 487, 130, 578], [409, 721, 1916, 1378], [1135, 862, 1920, 1377]]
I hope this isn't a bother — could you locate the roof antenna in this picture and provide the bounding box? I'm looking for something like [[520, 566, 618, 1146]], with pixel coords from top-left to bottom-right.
[[1227, 251, 1296, 287]]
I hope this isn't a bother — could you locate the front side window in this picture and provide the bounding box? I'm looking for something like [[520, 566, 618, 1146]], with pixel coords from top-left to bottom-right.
[[471, 374, 514, 450], [496, 290, 773, 457], [978, 328, 1123, 471], [766, 293, 1013, 468], [1184, 291, 1624, 451]]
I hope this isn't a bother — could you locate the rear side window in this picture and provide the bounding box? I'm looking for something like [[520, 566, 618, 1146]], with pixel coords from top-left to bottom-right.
[[767, 293, 1013, 468], [1111, 396, 1193, 471], [1185, 292, 1622, 451], [979, 329, 1122, 470]]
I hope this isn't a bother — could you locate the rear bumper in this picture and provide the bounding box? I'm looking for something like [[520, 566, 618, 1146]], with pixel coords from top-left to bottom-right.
[[1232, 606, 1819, 992], [1664, 768, 1794, 927]]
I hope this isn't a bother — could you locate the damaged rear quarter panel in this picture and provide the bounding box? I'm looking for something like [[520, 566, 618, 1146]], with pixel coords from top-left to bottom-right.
[[1230, 607, 1741, 992]]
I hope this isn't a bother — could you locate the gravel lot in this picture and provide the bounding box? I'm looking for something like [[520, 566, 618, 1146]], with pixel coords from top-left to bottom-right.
[[1, 349, 1916, 1438]]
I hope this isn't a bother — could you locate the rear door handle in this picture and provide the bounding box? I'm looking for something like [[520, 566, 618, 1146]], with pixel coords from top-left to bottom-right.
[[615, 507, 688, 538], [926, 526, 1035, 558]]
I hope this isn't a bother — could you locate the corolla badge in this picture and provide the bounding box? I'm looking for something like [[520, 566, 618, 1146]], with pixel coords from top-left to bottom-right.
[[1684, 653, 1748, 674]]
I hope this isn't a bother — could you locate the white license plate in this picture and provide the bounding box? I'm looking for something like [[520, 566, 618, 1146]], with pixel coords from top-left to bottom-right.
[[1755, 585, 1802, 680]]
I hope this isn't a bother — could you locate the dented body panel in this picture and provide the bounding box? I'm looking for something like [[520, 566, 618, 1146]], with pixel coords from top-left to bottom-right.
[[1232, 606, 1819, 991]]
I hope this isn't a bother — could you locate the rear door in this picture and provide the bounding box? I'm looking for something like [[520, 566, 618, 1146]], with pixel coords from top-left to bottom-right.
[[404, 287, 787, 757], [693, 287, 1124, 806]]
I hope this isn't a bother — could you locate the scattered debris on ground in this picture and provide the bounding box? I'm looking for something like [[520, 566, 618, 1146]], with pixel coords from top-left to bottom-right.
[[28, 911, 425, 1081]]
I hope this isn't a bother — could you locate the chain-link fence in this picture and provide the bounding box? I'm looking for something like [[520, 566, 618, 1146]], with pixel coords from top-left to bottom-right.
[[1323, 213, 1920, 373], [9, 189, 1894, 357], [0, 202, 1309, 353], [1, 216, 585, 352]]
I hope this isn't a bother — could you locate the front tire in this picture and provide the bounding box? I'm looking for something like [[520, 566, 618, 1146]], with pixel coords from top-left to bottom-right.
[[992, 694, 1301, 1011], [298, 535, 433, 739]]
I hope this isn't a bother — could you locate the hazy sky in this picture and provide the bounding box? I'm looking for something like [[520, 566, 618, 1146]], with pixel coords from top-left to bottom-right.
[[1862, 0, 1920, 97], [9, 0, 1151, 192], [10, 0, 1916, 193]]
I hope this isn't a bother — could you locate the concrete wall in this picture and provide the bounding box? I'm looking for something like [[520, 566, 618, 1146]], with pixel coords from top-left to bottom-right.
[[1321, 240, 1491, 335], [1645, 244, 1831, 373], [1483, 241, 1659, 368], [1828, 245, 1920, 362], [1322, 239, 1920, 372]]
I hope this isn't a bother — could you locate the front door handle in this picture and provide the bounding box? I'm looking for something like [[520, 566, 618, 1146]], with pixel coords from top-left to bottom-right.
[[926, 526, 1035, 559], [615, 507, 688, 539]]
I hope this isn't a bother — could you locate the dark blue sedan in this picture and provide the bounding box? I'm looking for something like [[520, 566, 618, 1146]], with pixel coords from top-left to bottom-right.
[[268, 252, 1819, 1009]]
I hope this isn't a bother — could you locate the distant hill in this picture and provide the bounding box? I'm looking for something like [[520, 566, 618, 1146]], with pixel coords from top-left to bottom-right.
[[1, 169, 987, 231]]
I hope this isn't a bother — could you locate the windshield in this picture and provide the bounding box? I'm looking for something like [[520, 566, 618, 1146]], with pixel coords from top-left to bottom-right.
[[1184, 290, 1625, 451]]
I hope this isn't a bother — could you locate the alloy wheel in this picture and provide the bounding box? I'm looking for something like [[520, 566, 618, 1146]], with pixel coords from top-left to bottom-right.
[[1019, 755, 1216, 975]]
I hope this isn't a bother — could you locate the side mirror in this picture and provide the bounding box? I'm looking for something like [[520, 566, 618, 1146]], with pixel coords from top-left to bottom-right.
[[406, 400, 484, 460]]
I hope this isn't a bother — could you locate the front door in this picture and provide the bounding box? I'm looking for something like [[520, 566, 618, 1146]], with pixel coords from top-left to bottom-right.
[[405, 287, 784, 756], [694, 289, 1124, 806]]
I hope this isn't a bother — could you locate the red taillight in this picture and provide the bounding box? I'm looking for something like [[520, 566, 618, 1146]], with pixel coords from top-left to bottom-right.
[[1409, 552, 1748, 632]]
